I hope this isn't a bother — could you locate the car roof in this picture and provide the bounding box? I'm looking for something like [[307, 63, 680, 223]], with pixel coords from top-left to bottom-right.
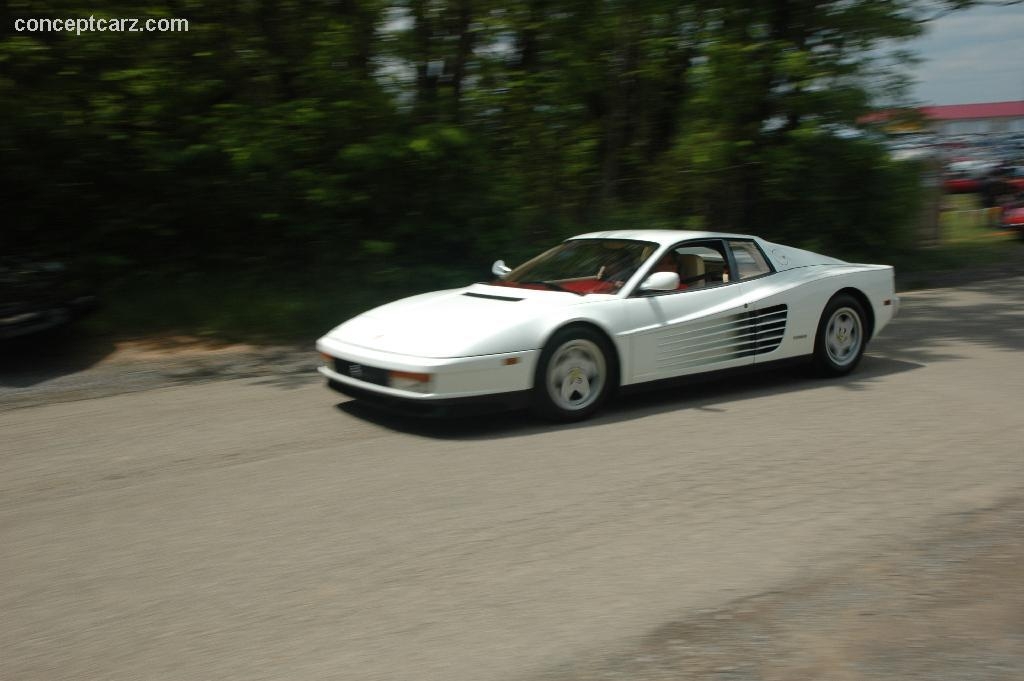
[[568, 229, 759, 248]]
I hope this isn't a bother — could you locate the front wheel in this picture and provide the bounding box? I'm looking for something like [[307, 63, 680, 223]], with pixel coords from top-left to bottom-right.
[[532, 327, 613, 422], [813, 294, 867, 376]]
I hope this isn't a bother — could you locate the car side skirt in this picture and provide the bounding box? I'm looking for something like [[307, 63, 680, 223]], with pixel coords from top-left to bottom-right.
[[617, 355, 812, 398]]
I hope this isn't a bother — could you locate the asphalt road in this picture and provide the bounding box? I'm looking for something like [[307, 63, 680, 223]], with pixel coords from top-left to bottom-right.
[[3, 277, 1023, 681]]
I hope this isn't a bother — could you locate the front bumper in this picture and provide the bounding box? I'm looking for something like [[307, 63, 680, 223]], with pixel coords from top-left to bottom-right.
[[316, 336, 539, 405], [326, 379, 530, 417]]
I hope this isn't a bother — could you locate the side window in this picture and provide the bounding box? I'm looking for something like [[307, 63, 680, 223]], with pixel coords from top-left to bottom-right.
[[672, 244, 729, 287], [728, 240, 773, 280], [636, 239, 735, 295]]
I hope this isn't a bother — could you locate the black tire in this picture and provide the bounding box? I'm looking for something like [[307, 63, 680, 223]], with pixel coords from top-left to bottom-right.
[[812, 294, 867, 377], [532, 326, 614, 422]]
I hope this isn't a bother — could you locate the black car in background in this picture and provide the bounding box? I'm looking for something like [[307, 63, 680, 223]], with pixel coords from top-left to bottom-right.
[[0, 259, 97, 340]]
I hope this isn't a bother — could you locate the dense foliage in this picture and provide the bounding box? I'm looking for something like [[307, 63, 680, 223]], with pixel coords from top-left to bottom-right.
[[1, 1, 971, 330]]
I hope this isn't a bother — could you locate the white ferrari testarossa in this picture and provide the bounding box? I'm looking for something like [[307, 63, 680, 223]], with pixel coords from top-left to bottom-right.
[[317, 230, 898, 421]]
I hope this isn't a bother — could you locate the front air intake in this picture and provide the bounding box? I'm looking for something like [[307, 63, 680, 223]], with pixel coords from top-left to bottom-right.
[[461, 292, 524, 302]]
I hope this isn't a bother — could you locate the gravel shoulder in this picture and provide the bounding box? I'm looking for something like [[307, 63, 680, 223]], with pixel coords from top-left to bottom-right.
[[0, 335, 316, 412]]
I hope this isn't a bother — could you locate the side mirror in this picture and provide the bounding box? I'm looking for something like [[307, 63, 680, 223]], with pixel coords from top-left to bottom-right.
[[639, 271, 680, 292], [492, 259, 512, 278]]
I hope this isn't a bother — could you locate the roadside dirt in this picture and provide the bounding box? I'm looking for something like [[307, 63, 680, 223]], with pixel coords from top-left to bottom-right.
[[0, 333, 314, 411], [541, 496, 1024, 681]]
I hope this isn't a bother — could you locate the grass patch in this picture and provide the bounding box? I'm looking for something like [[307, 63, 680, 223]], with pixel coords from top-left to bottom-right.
[[888, 194, 1022, 276]]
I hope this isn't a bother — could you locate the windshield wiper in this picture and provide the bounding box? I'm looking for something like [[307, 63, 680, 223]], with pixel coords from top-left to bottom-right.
[[520, 280, 583, 296]]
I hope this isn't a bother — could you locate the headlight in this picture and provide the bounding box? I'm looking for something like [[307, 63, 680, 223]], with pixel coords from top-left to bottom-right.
[[388, 370, 433, 393]]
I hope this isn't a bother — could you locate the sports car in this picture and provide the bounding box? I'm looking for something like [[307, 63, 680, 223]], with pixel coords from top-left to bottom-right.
[[317, 230, 899, 421]]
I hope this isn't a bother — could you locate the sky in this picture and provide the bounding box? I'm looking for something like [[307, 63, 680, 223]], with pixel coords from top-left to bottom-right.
[[908, 3, 1024, 105]]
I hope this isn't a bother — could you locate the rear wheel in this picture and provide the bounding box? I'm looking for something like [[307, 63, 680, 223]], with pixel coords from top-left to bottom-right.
[[813, 294, 867, 376], [532, 327, 613, 422]]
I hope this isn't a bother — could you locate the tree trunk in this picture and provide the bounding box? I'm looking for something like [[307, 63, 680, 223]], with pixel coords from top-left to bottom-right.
[[450, 0, 474, 121]]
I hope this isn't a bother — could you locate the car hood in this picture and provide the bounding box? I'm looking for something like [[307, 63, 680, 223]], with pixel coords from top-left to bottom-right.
[[324, 283, 602, 358]]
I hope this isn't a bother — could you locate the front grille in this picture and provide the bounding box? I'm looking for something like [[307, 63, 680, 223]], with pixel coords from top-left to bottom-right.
[[333, 357, 389, 387]]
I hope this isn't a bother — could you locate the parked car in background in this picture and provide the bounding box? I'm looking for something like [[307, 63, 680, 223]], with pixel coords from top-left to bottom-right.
[[1007, 166, 1024, 193], [1001, 205, 1024, 238], [0, 259, 98, 340], [943, 174, 980, 194]]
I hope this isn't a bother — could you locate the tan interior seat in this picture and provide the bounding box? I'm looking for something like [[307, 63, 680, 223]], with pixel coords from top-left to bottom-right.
[[678, 254, 706, 287]]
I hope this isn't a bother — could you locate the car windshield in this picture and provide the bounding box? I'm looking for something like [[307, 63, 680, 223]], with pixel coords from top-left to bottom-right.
[[492, 239, 656, 295]]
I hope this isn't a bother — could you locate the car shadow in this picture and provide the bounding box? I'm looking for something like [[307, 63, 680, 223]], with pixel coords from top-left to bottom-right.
[[334, 353, 925, 441], [0, 329, 116, 388]]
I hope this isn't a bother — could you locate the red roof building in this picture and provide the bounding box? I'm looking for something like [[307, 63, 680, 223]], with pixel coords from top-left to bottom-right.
[[861, 101, 1024, 136], [921, 101, 1024, 135]]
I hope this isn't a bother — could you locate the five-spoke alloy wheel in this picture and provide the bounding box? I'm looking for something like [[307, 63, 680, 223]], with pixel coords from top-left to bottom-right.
[[813, 294, 867, 376], [533, 326, 614, 421]]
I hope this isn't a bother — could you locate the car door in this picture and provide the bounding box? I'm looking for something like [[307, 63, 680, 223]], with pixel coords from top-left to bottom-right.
[[622, 240, 759, 383]]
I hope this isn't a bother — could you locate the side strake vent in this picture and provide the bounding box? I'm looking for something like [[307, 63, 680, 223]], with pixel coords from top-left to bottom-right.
[[462, 292, 524, 302], [656, 304, 788, 370], [751, 304, 787, 354]]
